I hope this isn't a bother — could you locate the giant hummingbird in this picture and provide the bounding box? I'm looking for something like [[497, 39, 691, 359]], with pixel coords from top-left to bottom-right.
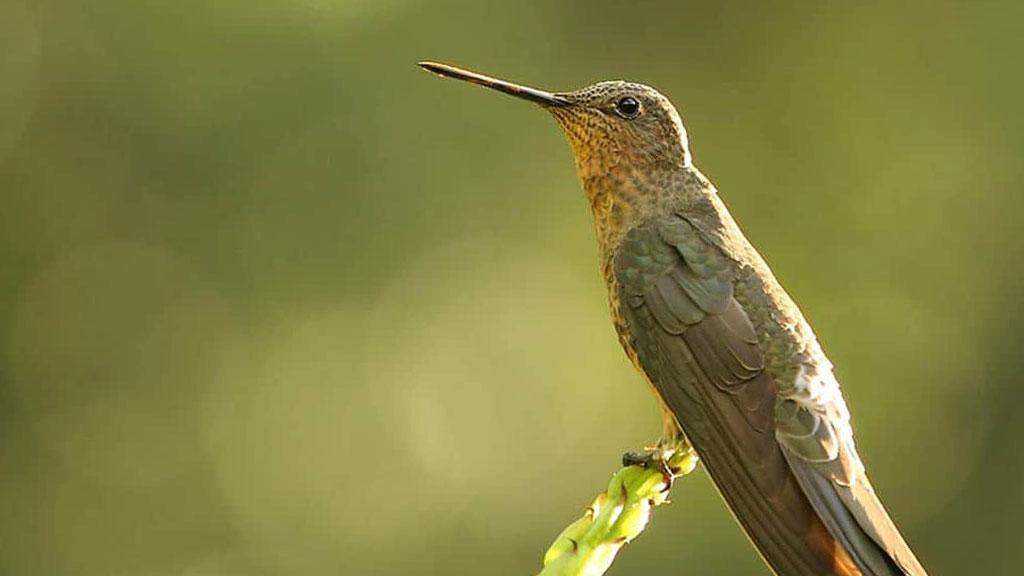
[[418, 61, 928, 576]]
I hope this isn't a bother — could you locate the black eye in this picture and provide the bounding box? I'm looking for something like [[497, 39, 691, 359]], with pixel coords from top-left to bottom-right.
[[615, 96, 641, 118]]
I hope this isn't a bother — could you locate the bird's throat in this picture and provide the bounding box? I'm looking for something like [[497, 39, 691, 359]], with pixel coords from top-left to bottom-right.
[[579, 163, 673, 261]]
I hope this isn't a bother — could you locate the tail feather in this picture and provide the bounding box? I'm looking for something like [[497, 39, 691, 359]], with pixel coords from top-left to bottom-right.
[[783, 449, 928, 576], [840, 476, 928, 576]]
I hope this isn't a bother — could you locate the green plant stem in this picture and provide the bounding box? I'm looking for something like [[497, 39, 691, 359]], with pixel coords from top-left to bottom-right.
[[536, 444, 699, 576]]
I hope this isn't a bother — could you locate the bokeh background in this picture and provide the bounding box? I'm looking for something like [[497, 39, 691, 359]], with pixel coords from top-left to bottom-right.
[[2, 1, 1022, 574]]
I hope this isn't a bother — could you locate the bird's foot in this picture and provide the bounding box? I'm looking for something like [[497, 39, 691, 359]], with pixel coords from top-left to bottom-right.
[[622, 435, 697, 482], [622, 446, 674, 477]]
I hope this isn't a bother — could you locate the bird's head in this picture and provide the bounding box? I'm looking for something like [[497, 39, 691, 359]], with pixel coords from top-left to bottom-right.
[[419, 62, 692, 186]]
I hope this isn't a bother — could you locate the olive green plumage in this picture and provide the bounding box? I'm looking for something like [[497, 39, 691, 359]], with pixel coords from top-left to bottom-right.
[[420, 61, 928, 576]]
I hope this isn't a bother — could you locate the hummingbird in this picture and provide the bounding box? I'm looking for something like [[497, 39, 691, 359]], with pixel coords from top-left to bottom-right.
[[418, 61, 928, 576]]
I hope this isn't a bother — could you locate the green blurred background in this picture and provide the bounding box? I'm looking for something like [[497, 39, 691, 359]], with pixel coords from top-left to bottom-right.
[[1, 1, 1021, 574]]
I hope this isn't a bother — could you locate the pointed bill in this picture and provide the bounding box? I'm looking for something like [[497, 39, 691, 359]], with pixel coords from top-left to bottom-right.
[[418, 61, 569, 107]]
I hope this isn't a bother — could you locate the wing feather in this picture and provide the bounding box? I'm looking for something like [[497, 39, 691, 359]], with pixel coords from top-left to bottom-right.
[[614, 216, 926, 576]]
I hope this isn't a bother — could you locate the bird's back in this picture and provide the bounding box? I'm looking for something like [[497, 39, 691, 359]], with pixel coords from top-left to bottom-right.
[[607, 172, 927, 576]]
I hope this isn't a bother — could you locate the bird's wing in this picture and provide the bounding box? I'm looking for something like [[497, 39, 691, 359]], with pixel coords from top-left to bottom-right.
[[772, 351, 929, 576], [614, 215, 924, 576]]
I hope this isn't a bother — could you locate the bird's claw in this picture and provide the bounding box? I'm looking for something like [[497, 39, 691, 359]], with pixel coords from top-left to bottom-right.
[[622, 434, 697, 485], [622, 446, 675, 483]]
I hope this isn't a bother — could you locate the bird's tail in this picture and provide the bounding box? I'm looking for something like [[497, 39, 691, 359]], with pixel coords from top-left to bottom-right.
[[782, 450, 929, 576]]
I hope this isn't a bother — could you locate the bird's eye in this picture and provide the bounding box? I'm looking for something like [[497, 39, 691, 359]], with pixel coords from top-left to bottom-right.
[[615, 96, 641, 119]]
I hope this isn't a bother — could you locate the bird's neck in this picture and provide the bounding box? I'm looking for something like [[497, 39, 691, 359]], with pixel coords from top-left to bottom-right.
[[578, 161, 705, 262]]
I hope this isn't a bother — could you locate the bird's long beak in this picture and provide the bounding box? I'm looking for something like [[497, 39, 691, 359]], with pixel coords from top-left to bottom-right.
[[418, 61, 569, 108]]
